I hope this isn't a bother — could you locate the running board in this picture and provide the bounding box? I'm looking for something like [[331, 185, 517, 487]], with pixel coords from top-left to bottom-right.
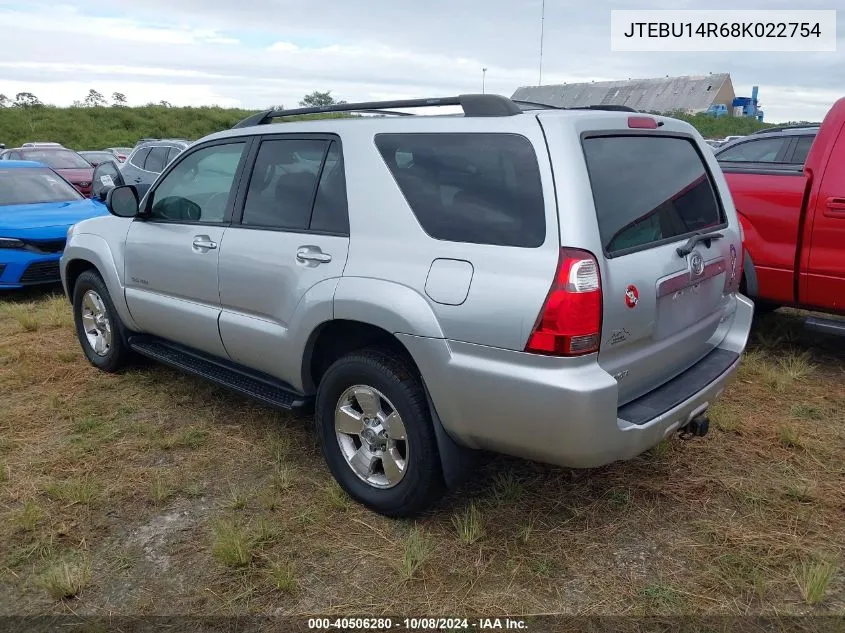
[[805, 316, 845, 338], [128, 336, 311, 411]]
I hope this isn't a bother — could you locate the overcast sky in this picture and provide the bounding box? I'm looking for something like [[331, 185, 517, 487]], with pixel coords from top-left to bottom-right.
[[0, 0, 841, 122]]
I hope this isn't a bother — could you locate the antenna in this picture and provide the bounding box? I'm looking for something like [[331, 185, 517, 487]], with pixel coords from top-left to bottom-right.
[[538, 0, 545, 86]]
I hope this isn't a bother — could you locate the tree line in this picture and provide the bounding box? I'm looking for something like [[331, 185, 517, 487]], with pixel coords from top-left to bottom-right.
[[0, 89, 345, 110]]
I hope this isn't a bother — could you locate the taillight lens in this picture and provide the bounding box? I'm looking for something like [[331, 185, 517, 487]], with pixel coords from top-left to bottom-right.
[[525, 248, 602, 356]]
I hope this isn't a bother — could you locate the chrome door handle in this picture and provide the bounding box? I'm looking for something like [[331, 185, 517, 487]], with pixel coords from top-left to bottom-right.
[[192, 237, 217, 250], [296, 247, 332, 264]]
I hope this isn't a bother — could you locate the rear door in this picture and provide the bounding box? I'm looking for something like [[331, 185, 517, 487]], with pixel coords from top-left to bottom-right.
[[217, 135, 350, 384], [542, 114, 741, 405]]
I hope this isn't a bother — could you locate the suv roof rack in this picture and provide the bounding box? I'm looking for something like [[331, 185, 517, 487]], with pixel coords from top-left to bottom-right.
[[750, 123, 820, 135], [231, 94, 523, 128], [512, 100, 638, 113]]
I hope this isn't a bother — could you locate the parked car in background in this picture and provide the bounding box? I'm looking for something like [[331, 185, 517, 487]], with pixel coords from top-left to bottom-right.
[[120, 139, 189, 196], [0, 161, 107, 288], [79, 151, 121, 168], [716, 125, 818, 170], [60, 94, 752, 516], [105, 147, 132, 163], [716, 103, 842, 332], [22, 142, 65, 149], [0, 147, 95, 197]]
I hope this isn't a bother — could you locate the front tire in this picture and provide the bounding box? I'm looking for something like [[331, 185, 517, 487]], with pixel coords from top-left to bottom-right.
[[315, 348, 444, 517], [72, 270, 133, 372]]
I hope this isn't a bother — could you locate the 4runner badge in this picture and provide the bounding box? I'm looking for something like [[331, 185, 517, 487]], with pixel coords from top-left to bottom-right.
[[625, 285, 639, 308]]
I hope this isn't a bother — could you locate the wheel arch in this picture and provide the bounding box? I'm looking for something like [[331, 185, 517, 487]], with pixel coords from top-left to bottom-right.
[[302, 318, 477, 489], [62, 235, 140, 331]]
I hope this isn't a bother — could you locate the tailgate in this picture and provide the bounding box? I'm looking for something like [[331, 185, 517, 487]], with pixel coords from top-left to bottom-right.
[[543, 113, 742, 405], [580, 129, 741, 405]]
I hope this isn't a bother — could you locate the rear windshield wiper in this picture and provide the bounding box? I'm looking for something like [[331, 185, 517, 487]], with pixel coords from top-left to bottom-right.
[[676, 231, 724, 257]]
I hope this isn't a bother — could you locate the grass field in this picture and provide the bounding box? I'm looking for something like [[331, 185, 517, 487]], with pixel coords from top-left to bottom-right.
[[0, 287, 843, 618]]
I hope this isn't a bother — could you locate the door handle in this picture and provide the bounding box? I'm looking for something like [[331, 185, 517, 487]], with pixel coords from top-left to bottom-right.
[[824, 197, 845, 218], [296, 247, 332, 264], [192, 236, 218, 250]]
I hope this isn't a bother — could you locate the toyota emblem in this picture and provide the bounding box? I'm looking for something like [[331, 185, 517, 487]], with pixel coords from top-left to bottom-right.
[[688, 252, 705, 278]]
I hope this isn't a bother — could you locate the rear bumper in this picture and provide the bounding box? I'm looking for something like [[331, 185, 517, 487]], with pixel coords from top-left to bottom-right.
[[400, 294, 754, 468]]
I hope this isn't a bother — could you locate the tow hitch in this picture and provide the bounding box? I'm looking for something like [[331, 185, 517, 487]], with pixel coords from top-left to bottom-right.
[[679, 414, 710, 440]]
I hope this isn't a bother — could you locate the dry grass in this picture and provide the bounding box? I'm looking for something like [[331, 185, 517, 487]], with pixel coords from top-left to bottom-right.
[[1, 290, 844, 616], [39, 558, 92, 600]]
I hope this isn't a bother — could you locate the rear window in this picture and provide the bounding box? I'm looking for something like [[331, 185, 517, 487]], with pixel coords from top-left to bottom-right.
[[582, 135, 725, 256], [375, 133, 545, 248]]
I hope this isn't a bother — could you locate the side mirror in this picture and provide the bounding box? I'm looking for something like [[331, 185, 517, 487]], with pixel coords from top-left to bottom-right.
[[105, 185, 140, 218]]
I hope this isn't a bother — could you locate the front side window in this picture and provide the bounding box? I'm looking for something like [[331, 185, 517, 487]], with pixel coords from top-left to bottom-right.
[[0, 167, 82, 205], [716, 137, 789, 163], [147, 142, 246, 223], [375, 133, 545, 247]]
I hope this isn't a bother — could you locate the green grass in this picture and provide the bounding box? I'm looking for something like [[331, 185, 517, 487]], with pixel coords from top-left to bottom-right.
[[325, 481, 351, 511], [149, 472, 175, 504], [779, 425, 803, 449], [399, 526, 432, 581], [0, 104, 350, 150], [212, 521, 255, 568], [13, 501, 45, 532], [453, 503, 485, 545], [266, 561, 297, 592], [796, 558, 837, 605], [0, 101, 780, 154], [46, 476, 100, 506]]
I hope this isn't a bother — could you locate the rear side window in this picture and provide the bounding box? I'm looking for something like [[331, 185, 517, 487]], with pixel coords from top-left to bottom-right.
[[375, 133, 545, 247], [583, 135, 724, 256], [716, 137, 789, 163]]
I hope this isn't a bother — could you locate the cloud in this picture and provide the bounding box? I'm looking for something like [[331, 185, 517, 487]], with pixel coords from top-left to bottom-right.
[[0, 0, 841, 121]]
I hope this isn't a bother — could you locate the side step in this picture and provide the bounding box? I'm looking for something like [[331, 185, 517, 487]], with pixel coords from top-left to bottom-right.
[[805, 316, 845, 338], [128, 336, 311, 411]]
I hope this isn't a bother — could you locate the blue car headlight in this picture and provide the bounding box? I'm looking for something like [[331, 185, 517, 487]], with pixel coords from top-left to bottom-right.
[[0, 238, 25, 249]]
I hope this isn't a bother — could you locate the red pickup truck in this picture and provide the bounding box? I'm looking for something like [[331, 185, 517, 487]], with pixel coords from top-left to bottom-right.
[[716, 98, 845, 335]]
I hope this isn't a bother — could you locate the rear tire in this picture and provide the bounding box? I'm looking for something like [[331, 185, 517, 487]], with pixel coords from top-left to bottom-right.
[[72, 270, 133, 372], [315, 348, 445, 517]]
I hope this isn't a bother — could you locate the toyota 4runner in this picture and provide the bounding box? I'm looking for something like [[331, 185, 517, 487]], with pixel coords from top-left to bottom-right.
[[60, 94, 753, 517]]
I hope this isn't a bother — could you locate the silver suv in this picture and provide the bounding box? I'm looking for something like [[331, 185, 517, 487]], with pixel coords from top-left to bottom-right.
[[60, 95, 753, 517]]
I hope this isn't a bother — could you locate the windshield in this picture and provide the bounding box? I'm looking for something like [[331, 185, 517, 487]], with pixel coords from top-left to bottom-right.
[[0, 167, 83, 205], [20, 149, 92, 170]]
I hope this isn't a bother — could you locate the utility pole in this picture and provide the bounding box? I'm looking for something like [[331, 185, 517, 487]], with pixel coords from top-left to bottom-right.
[[482, 68, 487, 94], [538, 0, 545, 86]]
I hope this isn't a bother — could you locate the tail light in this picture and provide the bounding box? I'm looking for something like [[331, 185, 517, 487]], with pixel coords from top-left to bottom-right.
[[525, 248, 602, 356]]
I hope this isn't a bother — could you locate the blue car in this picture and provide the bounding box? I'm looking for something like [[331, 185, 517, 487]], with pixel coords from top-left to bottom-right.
[[1, 161, 108, 289]]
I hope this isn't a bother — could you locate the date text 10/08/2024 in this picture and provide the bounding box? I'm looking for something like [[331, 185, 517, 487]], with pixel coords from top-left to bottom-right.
[[307, 617, 528, 630]]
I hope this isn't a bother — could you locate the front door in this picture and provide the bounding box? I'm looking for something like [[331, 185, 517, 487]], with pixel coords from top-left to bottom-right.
[[218, 136, 350, 385], [804, 131, 845, 312], [124, 140, 250, 358]]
